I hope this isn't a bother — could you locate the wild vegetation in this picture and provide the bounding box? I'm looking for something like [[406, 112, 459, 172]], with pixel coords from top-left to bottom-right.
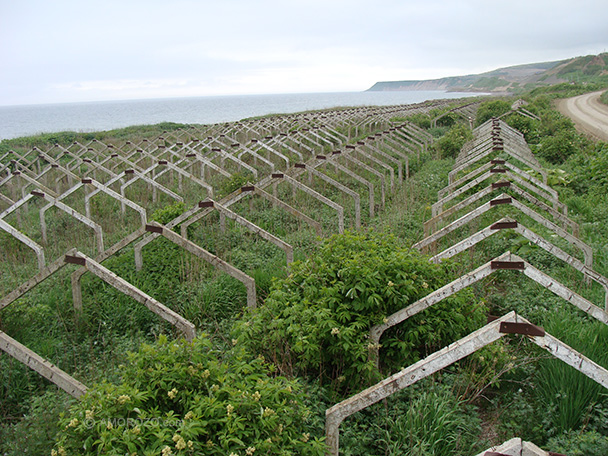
[[1, 80, 608, 455]]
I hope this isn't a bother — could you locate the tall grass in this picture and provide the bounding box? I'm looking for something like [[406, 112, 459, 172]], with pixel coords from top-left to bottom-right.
[[535, 309, 608, 434]]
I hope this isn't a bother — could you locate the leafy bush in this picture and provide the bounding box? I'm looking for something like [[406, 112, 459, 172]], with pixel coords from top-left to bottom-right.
[[152, 201, 186, 225], [474, 100, 512, 126], [0, 391, 71, 456], [434, 124, 473, 159], [233, 230, 486, 395], [53, 334, 326, 455], [547, 430, 608, 456]]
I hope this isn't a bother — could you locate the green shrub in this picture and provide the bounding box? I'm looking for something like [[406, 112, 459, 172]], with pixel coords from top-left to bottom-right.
[[152, 201, 186, 225], [547, 430, 608, 456], [233, 230, 486, 395], [475, 100, 512, 126], [53, 334, 326, 455], [434, 124, 473, 159]]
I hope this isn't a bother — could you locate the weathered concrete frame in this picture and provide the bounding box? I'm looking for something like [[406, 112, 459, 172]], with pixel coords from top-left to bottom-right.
[[351, 143, 396, 192], [134, 157, 214, 199], [326, 311, 608, 455], [1, 170, 59, 201], [368, 132, 411, 178], [475, 438, 550, 456], [207, 146, 259, 178], [415, 193, 593, 270], [119, 166, 184, 207], [0, 330, 88, 398], [294, 162, 361, 229], [27, 191, 106, 253], [322, 153, 375, 218], [135, 198, 293, 267], [451, 140, 543, 187], [0, 217, 46, 270], [135, 222, 257, 308], [455, 120, 538, 163], [65, 179, 148, 229], [360, 139, 404, 184], [1, 249, 196, 340], [369, 251, 608, 360], [180, 143, 233, 181], [249, 139, 290, 169], [177, 178, 323, 239], [428, 177, 575, 236], [450, 125, 545, 185], [429, 217, 607, 307], [340, 150, 386, 210], [433, 167, 565, 219], [0, 249, 197, 397], [271, 173, 345, 234]]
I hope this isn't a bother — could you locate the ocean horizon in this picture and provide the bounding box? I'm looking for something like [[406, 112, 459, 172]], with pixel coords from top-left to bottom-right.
[[0, 90, 485, 141]]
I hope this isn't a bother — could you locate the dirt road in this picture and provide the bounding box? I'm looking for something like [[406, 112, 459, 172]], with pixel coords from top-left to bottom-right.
[[556, 91, 608, 142]]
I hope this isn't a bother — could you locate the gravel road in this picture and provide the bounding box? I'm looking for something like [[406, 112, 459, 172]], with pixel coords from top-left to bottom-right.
[[556, 91, 608, 142]]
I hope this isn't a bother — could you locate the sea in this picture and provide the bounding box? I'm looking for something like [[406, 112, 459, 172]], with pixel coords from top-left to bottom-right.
[[0, 91, 483, 141]]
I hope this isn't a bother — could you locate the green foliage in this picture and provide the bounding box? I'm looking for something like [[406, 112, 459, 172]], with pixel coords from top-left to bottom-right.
[[152, 201, 186, 225], [220, 172, 254, 198], [526, 168, 571, 186], [233, 230, 486, 395], [570, 142, 608, 192], [405, 113, 432, 129], [600, 90, 608, 105], [475, 100, 512, 126], [54, 334, 326, 455], [503, 111, 539, 143], [434, 124, 473, 159], [377, 387, 480, 456], [528, 81, 608, 100], [0, 391, 71, 456], [338, 381, 482, 456], [547, 431, 608, 456], [534, 310, 608, 435]]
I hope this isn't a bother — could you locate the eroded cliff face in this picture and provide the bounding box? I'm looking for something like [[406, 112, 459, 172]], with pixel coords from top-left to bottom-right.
[[367, 54, 608, 93]]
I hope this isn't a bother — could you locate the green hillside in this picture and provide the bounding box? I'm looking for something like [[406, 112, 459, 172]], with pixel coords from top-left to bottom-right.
[[368, 53, 608, 93]]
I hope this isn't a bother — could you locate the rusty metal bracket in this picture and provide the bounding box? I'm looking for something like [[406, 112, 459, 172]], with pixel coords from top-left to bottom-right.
[[64, 255, 86, 266], [491, 261, 525, 270], [198, 201, 214, 208], [499, 321, 545, 337], [492, 181, 511, 189], [240, 186, 254, 192], [145, 224, 163, 234], [271, 173, 284, 178], [491, 221, 518, 230], [490, 197, 512, 206]]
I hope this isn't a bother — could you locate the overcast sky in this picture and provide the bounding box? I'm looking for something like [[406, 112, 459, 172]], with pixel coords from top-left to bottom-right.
[[1, 0, 607, 106]]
